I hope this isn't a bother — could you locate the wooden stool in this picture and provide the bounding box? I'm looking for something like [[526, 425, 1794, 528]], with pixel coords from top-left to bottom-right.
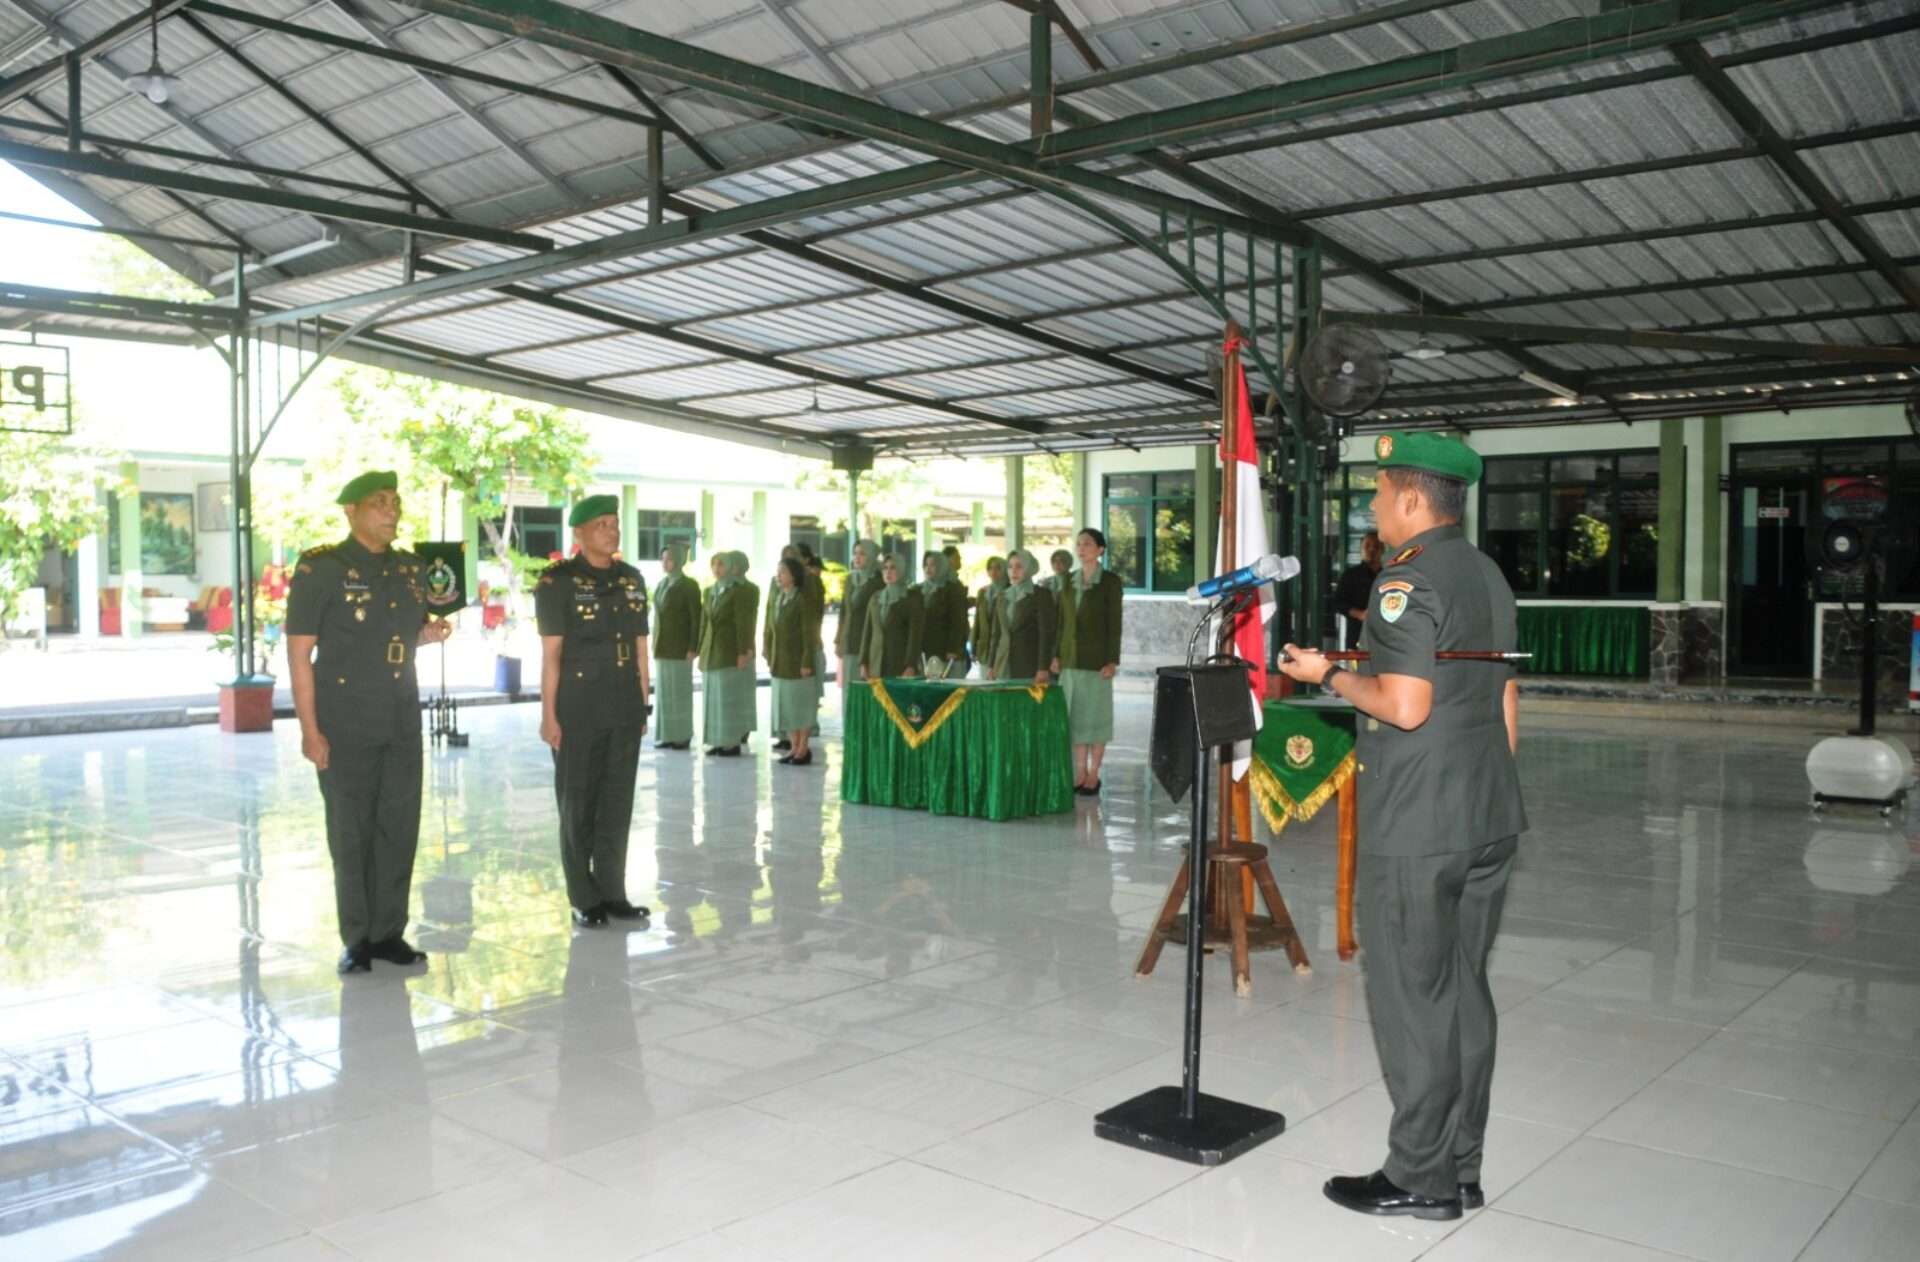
[[1135, 842, 1307, 998]]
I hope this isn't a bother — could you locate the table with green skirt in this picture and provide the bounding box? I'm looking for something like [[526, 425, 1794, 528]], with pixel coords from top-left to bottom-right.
[[1515, 604, 1648, 676], [841, 678, 1076, 820], [1248, 696, 1360, 960]]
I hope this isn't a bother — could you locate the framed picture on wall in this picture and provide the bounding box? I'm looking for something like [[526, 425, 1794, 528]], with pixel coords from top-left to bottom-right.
[[197, 482, 233, 532], [110, 492, 197, 576]]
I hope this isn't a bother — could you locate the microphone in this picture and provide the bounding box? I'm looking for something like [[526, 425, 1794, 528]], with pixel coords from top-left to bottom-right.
[[1185, 554, 1300, 604]]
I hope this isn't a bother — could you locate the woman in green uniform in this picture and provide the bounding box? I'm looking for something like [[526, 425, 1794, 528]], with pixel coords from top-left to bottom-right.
[[971, 555, 1006, 678], [1045, 548, 1073, 594], [917, 551, 968, 679], [837, 538, 882, 698], [991, 549, 1055, 686], [767, 557, 819, 766], [861, 553, 924, 679], [1051, 528, 1124, 795], [698, 550, 754, 756], [729, 551, 761, 748], [651, 543, 702, 750]]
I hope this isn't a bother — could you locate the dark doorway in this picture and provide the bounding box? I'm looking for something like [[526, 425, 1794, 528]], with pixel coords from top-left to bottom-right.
[[1730, 448, 1812, 676]]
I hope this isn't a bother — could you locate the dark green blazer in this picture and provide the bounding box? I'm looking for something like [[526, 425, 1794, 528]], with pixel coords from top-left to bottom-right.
[[920, 582, 969, 660], [698, 582, 756, 669], [862, 589, 925, 678], [766, 591, 813, 679], [651, 572, 702, 659], [838, 571, 883, 658], [1055, 569, 1124, 670], [1000, 588, 1056, 680]]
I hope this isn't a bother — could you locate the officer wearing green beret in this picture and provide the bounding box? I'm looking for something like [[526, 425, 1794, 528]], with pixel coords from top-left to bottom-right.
[[537, 496, 653, 929], [287, 471, 453, 975], [1278, 431, 1526, 1223]]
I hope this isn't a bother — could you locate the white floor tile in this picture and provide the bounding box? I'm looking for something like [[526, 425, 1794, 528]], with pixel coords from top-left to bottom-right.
[[709, 1159, 1095, 1262], [0, 1169, 304, 1262], [1591, 1078, 1898, 1188], [1797, 1194, 1920, 1262], [1499, 1137, 1842, 1262], [1854, 1110, 1920, 1207], [314, 1164, 647, 1262], [745, 1054, 1047, 1155], [429, 1054, 729, 1161], [1416, 1210, 1699, 1261], [897, 1006, 1167, 1095], [1665, 1030, 1920, 1120], [1037, 1225, 1234, 1261]]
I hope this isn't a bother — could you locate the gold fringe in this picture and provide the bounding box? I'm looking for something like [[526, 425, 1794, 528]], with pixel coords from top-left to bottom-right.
[[1248, 751, 1357, 836], [869, 679, 971, 749]]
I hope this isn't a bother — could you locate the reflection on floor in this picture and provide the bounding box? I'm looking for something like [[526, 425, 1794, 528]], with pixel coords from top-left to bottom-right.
[[2, 698, 1917, 1261]]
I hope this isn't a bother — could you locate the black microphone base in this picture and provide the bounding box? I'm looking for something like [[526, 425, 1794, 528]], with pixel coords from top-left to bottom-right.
[[1093, 1086, 1285, 1167]]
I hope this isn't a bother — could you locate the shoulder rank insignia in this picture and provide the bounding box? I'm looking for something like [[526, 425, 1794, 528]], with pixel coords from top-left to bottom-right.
[[538, 574, 554, 586], [1388, 544, 1423, 566]]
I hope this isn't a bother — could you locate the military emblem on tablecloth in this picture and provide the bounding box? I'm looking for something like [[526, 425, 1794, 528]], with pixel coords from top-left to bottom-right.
[[1376, 435, 1394, 460], [1284, 734, 1315, 769], [906, 703, 925, 724]]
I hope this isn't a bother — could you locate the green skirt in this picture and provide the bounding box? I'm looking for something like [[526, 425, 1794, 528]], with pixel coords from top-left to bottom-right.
[[653, 658, 693, 744], [702, 665, 754, 745], [772, 675, 818, 734], [1060, 668, 1114, 745]]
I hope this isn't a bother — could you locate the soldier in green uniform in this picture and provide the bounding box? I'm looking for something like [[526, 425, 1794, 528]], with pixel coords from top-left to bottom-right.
[[971, 555, 1006, 678], [651, 543, 702, 751], [916, 551, 968, 679], [286, 471, 453, 975], [699, 550, 758, 756], [837, 538, 882, 696], [537, 496, 653, 929], [1278, 432, 1526, 1223]]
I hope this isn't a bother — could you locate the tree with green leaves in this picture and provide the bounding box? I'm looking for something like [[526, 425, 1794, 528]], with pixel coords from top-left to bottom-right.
[[0, 431, 124, 639]]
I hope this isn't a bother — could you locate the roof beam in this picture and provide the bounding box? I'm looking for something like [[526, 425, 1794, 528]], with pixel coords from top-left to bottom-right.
[[753, 0, 864, 96], [1001, 0, 1105, 74], [599, 65, 722, 171], [0, 1, 193, 109], [1323, 310, 1920, 367], [177, 9, 448, 216], [0, 137, 555, 251], [1670, 39, 1920, 315], [1457, 255, 1920, 315]]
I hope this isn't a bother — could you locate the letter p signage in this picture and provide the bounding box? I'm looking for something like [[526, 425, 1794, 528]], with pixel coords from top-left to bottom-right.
[[9, 365, 44, 410], [0, 342, 71, 434]]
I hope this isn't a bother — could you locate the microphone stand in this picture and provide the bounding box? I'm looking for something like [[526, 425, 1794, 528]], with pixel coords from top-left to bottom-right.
[[1094, 585, 1285, 1165]]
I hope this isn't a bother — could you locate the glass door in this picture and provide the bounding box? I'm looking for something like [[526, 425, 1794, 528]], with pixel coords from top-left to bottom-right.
[[1732, 467, 1812, 676]]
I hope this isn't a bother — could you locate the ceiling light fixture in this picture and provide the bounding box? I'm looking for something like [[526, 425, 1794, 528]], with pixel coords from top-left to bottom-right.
[[1405, 336, 1446, 361], [1517, 370, 1581, 402], [125, 6, 180, 105]]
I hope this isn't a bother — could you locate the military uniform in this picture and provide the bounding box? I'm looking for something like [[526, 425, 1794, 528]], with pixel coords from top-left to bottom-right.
[[836, 544, 883, 684], [651, 559, 703, 749], [287, 533, 429, 956], [1350, 435, 1527, 1207], [536, 551, 650, 917]]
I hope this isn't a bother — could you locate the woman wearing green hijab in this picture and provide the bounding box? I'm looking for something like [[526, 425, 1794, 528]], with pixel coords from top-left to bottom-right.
[[766, 557, 818, 766], [836, 537, 882, 699], [990, 549, 1054, 687], [861, 552, 924, 679], [971, 555, 1006, 679], [1051, 528, 1124, 795], [917, 551, 968, 680], [1045, 548, 1074, 594], [698, 550, 759, 755]]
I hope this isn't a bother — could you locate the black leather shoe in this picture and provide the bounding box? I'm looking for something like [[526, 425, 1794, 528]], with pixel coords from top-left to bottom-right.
[[571, 905, 608, 928], [777, 754, 794, 765], [369, 937, 427, 965], [1459, 1181, 1484, 1210], [604, 900, 650, 921], [1323, 1171, 1461, 1221], [716, 745, 742, 757], [773, 738, 792, 751], [337, 944, 371, 975], [789, 752, 813, 767]]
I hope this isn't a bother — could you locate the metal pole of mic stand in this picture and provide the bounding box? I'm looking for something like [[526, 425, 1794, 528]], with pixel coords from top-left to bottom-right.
[[1180, 710, 1210, 1121]]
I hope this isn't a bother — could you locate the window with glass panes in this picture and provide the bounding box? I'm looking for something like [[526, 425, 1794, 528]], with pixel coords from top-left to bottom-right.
[[1477, 451, 1665, 598], [633, 509, 697, 561], [484, 506, 565, 559], [1326, 464, 1379, 569], [1102, 472, 1198, 593]]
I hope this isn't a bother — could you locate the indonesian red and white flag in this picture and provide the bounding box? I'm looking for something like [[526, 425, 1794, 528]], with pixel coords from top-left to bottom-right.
[[1218, 338, 1272, 782]]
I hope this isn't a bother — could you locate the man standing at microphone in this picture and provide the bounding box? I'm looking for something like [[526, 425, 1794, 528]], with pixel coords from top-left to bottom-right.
[[1278, 432, 1525, 1222]]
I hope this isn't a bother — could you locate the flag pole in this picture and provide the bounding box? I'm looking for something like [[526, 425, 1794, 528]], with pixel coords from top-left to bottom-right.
[[1217, 323, 1247, 882]]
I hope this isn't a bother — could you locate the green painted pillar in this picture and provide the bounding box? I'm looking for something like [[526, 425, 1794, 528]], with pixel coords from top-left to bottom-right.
[[917, 510, 933, 561], [970, 499, 985, 544], [1657, 418, 1685, 604], [619, 482, 637, 553], [699, 488, 716, 557], [461, 502, 481, 597], [1071, 452, 1089, 530], [847, 469, 861, 560], [117, 464, 143, 638], [1700, 415, 1723, 602], [1193, 441, 1216, 574], [1004, 456, 1024, 551]]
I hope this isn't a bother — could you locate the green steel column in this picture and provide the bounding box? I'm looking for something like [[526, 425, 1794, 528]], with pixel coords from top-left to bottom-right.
[[462, 501, 481, 596], [1657, 418, 1685, 604], [1700, 415, 1723, 602], [620, 482, 637, 543], [847, 468, 861, 560], [699, 488, 716, 557], [1291, 243, 1324, 647], [1193, 441, 1215, 578], [117, 462, 143, 639], [1029, 2, 1052, 141], [1004, 456, 1024, 551], [970, 499, 985, 544], [1071, 452, 1089, 531], [751, 489, 769, 573]]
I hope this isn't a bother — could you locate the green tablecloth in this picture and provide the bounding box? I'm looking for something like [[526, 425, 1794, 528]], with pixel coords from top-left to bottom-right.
[[842, 678, 1075, 820], [1249, 698, 1357, 835], [1516, 605, 1648, 677]]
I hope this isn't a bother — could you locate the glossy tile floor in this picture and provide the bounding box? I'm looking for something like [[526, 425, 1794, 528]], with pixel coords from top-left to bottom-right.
[[3, 696, 1918, 1262]]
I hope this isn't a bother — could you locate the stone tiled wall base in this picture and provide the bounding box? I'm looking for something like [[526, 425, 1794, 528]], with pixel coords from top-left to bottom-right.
[[1821, 608, 1913, 704]]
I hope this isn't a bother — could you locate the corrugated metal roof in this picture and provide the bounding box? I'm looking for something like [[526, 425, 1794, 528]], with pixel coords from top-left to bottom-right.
[[2, 0, 1915, 454]]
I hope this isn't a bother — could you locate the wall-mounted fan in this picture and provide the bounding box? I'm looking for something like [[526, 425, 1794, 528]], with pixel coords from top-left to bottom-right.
[[1300, 324, 1391, 418]]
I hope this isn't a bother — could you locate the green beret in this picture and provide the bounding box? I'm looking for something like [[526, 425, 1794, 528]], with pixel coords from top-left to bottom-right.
[[1372, 432, 1482, 486], [568, 495, 619, 528], [336, 470, 398, 505]]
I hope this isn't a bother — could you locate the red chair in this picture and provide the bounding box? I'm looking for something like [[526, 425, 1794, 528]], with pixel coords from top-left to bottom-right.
[[205, 588, 234, 634], [100, 588, 122, 636]]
